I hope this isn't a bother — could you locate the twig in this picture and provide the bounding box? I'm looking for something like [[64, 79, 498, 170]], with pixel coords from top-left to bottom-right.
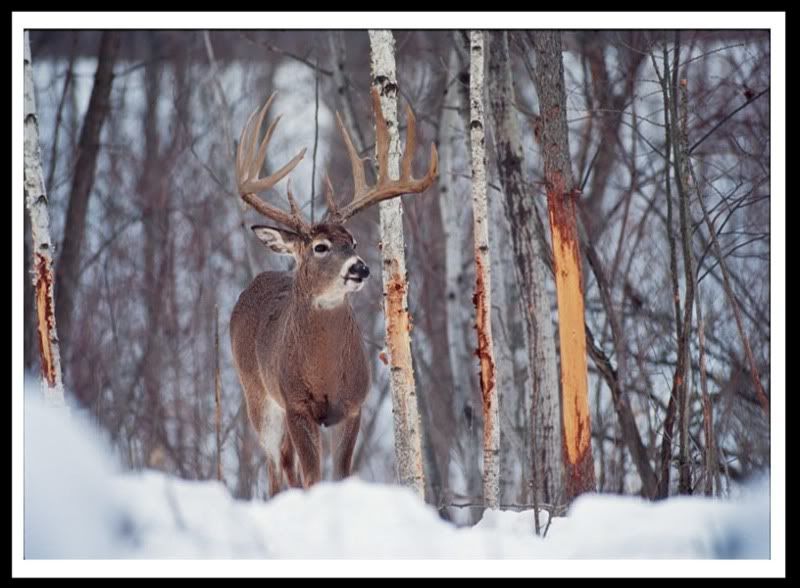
[[689, 87, 768, 154], [240, 32, 334, 76]]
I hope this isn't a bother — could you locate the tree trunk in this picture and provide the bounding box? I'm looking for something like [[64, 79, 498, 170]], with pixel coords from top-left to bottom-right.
[[468, 31, 500, 510], [487, 30, 565, 513], [24, 32, 65, 405], [531, 31, 596, 500], [368, 30, 426, 498], [54, 31, 120, 387], [675, 76, 695, 495], [438, 42, 482, 514]]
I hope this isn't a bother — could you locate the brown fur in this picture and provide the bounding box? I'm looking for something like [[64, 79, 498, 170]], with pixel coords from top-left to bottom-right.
[[230, 224, 370, 494]]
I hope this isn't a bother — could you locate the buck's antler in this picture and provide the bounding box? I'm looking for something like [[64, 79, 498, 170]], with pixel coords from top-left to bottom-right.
[[236, 92, 311, 234], [330, 87, 438, 223]]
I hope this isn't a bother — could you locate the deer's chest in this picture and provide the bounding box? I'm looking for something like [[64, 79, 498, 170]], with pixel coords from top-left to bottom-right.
[[280, 312, 368, 414]]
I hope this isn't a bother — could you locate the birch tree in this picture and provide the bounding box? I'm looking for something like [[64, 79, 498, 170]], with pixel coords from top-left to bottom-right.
[[24, 32, 65, 405], [368, 30, 425, 498], [468, 31, 500, 510], [531, 31, 596, 500], [487, 30, 565, 512]]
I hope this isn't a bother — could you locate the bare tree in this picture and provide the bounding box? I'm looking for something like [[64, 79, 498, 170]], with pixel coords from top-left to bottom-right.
[[530, 31, 596, 500], [53, 32, 120, 388], [468, 31, 500, 510], [24, 31, 65, 405]]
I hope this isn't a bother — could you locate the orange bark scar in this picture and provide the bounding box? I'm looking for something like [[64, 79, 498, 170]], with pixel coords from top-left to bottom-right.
[[547, 178, 591, 467], [384, 270, 415, 388], [33, 253, 57, 387], [472, 256, 496, 447]]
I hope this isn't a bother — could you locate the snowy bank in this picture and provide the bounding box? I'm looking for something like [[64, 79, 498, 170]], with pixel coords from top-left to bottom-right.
[[23, 398, 769, 559]]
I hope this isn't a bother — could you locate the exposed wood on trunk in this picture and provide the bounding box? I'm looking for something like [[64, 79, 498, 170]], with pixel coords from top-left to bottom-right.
[[487, 31, 565, 520], [468, 31, 499, 510], [531, 31, 596, 500], [54, 32, 121, 380], [24, 32, 65, 405], [368, 30, 426, 498]]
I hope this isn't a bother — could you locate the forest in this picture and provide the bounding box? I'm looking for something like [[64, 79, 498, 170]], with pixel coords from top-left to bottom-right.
[[19, 24, 778, 566]]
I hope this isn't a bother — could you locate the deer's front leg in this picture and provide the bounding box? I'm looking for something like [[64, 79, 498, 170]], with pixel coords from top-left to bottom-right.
[[285, 410, 321, 488], [333, 410, 361, 480]]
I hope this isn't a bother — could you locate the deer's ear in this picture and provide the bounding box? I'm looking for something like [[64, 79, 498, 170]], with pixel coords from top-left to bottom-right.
[[251, 226, 301, 256]]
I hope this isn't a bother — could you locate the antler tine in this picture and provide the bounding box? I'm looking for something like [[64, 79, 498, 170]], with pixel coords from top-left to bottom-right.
[[323, 173, 338, 218], [400, 103, 416, 182], [335, 87, 439, 222], [335, 111, 369, 200], [236, 92, 311, 233]]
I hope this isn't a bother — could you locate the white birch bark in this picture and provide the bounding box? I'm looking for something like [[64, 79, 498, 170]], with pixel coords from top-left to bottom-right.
[[469, 31, 500, 510], [368, 30, 425, 498], [486, 31, 564, 508], [24, 32, 65, 406]]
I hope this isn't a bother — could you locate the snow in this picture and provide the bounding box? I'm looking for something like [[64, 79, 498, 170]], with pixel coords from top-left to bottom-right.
[[23, 396, 770, 562]]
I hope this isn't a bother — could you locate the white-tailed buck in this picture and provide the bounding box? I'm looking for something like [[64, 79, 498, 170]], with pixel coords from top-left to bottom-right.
[[230, 88, 438, 495]]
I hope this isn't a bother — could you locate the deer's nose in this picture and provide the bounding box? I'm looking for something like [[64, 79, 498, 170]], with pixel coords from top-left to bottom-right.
[[348, 260, 370, 279]]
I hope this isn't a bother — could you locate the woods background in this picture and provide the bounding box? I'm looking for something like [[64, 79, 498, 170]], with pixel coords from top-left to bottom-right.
[[22, 28, 772, 522]]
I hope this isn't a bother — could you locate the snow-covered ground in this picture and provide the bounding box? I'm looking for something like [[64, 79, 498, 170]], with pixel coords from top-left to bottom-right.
[[20, 396, 771, 564]]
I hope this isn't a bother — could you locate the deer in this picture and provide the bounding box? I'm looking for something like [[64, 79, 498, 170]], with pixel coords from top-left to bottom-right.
[[230, 87, 438, 495]]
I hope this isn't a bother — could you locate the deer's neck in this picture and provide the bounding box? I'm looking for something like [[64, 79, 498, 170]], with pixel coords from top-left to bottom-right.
[[288, 279, 355, 329]]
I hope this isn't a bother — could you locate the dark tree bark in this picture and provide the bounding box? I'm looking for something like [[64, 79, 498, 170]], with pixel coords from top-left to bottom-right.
[[54, 31, 121, 392], [487, 30, 565, 524]]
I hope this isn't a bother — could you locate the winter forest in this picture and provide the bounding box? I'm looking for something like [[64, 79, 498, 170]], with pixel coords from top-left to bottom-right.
[[18, 18, 782, 571]]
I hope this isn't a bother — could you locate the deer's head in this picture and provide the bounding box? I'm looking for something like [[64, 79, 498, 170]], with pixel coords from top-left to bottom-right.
[[236, 88, 438, 309]]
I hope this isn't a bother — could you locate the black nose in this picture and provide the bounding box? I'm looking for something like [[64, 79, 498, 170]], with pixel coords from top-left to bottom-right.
[[348, 260, 370, 279]]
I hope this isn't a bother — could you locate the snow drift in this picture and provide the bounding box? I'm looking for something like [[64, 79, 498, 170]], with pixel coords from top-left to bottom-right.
[[23, 398, 769, 559]]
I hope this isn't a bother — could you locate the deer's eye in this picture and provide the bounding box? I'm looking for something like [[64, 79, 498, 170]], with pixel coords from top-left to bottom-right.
[[314, 243, 330, 254]]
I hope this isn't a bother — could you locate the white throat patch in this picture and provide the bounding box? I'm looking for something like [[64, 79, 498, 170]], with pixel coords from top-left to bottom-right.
[[312, 256, 366, 309]]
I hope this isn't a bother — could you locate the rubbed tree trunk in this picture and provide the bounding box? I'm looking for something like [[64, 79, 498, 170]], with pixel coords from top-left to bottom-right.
[[531, 31, 596, 500], [368, 30, 426, 498], [24, 32, 65, 406], [468, 31, 499, 510], [54, 31, 120, 385], [487, 30, 565, 514]]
